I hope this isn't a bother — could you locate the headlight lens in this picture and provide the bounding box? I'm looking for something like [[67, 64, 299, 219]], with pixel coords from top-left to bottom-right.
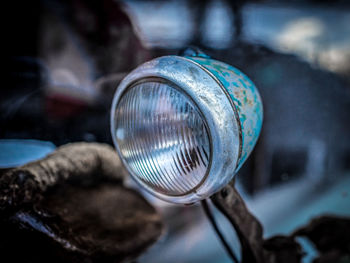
[[114, 80, 211, 196]]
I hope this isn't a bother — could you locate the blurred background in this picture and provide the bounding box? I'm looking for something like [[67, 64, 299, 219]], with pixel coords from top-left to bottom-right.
[[2, 0, 350, 262]]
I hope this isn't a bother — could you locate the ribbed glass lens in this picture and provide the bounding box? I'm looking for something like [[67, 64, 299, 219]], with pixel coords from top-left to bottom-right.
[[114, 80, 211, 196]]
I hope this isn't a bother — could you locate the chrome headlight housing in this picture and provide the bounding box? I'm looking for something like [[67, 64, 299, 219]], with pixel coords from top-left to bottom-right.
[[111, 55, 263, 204]]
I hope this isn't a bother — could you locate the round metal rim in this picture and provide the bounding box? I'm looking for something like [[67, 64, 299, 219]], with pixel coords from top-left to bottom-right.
[[115, 77, 213, 197], [111, 56, 241, 204]]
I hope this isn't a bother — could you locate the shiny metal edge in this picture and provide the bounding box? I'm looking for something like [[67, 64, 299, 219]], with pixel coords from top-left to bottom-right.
[[110, 55, 240, 204], [181, 56, 243, 168]]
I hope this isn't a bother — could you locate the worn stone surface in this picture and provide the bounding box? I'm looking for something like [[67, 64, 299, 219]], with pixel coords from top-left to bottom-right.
[[1, 184, 163, 263], [0, 142, 127, 209], [0, 143, 163, 263]]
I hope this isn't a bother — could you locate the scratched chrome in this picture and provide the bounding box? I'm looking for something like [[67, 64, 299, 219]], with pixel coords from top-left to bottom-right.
[[111, 55, 262, 204]]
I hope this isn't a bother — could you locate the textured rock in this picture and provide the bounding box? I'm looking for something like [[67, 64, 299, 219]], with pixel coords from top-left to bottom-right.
[[0, 143, 163, 263]]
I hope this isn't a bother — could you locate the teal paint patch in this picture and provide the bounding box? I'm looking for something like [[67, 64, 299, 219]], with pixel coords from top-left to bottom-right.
[[187, 56, 263, 170]]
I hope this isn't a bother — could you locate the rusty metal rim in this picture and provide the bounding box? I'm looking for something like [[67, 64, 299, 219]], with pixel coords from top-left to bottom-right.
[[182, 57, 243, 168]]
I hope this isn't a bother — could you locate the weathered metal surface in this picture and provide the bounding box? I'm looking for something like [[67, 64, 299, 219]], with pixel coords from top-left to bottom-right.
[[111, 54, 263, 203], [212, 181, 350, 263], [111, 56, 241, 204], [212, 181, 303, 263], [186, 56, 263, 170]]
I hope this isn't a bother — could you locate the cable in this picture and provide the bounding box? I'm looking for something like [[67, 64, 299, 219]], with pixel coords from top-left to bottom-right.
[[201, 199, 239, 263]]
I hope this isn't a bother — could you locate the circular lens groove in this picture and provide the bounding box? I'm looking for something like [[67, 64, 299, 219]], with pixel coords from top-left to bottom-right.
[[114, 80, 211, 196]]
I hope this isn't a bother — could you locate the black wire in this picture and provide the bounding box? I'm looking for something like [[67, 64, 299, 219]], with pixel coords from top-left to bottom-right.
[[201, 199, 239, 263]]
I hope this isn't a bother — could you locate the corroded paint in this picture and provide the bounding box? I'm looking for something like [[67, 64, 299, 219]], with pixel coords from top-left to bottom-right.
[[187, 56, 263, 170]]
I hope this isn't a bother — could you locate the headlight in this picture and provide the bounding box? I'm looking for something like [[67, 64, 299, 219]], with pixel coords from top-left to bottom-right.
[[111, 54, 263, 204]]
